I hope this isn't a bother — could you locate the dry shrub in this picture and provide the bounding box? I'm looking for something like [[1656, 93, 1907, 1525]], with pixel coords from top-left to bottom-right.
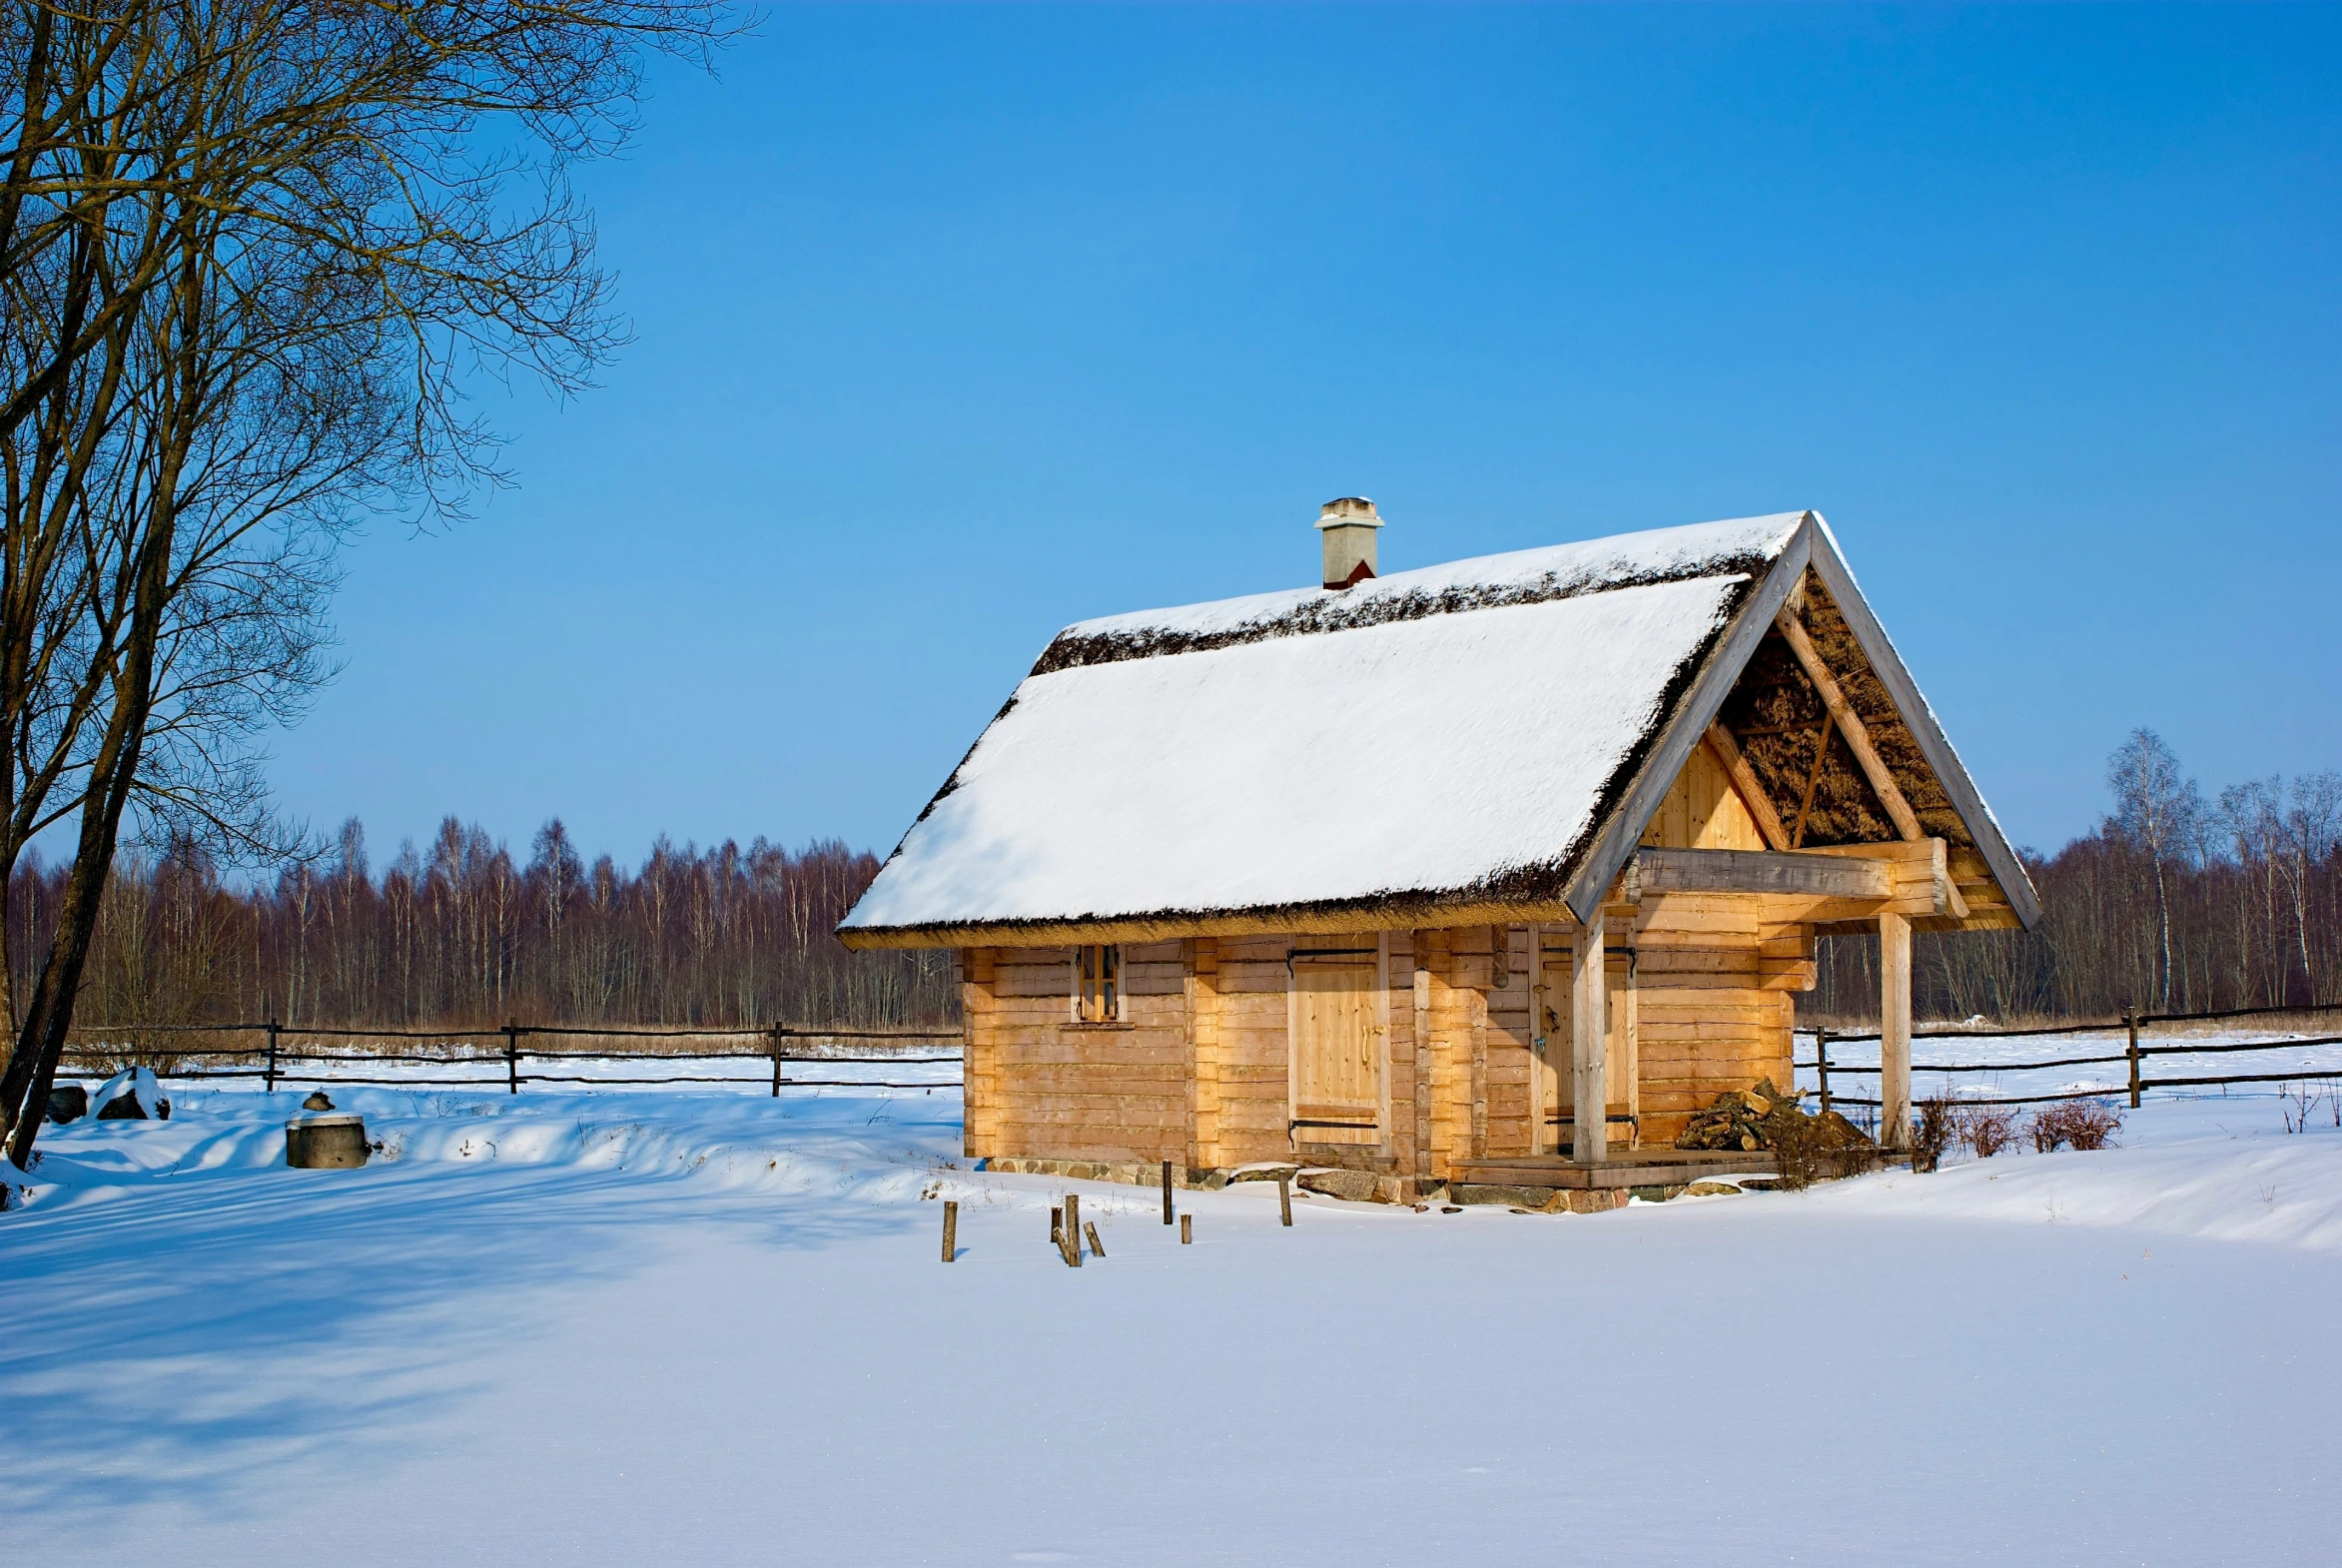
[[1769, 1116, 1826, 1191], [2279, 1083, 2321, 1135], [2030, 1099, 2124, 1153], [1826, 1140, 1876, 1180], [1958, 1106, 2019, 1160], [1908, 1098, 1954, 1174]]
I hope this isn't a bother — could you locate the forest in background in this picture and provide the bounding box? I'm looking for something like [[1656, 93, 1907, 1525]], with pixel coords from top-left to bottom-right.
[[1810, 735, 2341, 1025], [7, 820, 955, 1033], [7, 733, 2336, 1035]]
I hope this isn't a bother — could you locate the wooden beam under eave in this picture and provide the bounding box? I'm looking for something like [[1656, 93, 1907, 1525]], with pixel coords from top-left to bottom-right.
[[1773, 609, 1925, 843], [1801, 838, 1966, 920], [1702, 722, 1791, 852], [1635, 847, 1891, 901]]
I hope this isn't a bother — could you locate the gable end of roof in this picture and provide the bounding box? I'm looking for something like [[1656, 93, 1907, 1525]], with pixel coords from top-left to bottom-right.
[[1561, 516, 1819, 921], [1803, 528, 2043, 929]]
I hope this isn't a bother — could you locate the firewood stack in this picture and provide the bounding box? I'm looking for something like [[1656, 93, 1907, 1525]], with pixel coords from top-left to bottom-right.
[[1674, 1078, 1872, 1154]]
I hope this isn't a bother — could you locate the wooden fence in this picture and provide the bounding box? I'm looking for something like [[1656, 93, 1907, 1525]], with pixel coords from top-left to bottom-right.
[[1800, 1000, 2342, 1116], [58, 1021, 964, 1094]]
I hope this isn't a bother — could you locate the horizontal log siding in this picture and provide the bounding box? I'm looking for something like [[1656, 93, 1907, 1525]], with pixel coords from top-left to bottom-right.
[[1423, 930, 1468, 1176], [1631, 893, 1796, 1144], [1387, 933, 1419, 1176], [961, 948, 1000, 1160], [1185, 937, 1217, 1169], [964, 942, 1191, 1164], [1482, 925, 1537, 1159]]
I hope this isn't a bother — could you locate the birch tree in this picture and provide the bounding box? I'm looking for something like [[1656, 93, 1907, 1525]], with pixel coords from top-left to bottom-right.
[[2106, 728, 2200, 1011]]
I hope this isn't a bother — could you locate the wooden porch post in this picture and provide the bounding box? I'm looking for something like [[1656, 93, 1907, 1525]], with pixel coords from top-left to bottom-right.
[[1879, 911, 1911, 1150], [1571, 909, 1608, 1163]]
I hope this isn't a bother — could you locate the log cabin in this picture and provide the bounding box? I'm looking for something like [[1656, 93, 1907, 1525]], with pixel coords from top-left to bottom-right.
[[839, 504, 2038, 1200]]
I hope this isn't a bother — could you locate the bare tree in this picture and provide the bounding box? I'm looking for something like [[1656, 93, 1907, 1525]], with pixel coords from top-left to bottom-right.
[[2280, 772, 2341, 1002], [0, 0, 740, 1161], [2217, 778, 2287, 1005], [2105, 728, 2201, 1011]]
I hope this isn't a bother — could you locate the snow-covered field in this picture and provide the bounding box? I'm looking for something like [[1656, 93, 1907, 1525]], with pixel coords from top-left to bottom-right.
[[5, 1065, 2337, 1567]]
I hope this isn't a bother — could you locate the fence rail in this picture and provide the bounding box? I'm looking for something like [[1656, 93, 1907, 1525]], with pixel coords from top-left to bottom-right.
[[1799, 1003, 2342, 1119], [1808, 999, 2342, 1047], [56, 1020, 965, 1095]]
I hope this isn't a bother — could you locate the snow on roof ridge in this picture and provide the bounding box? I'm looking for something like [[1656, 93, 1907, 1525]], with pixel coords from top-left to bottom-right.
[[1035, 510, 1807, 675]]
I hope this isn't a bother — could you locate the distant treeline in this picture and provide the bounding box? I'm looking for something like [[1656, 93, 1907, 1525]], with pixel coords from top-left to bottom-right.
[[1811, 733, 2341, 1024], [9, 731, 2336, 1036], [6, 819, 955, 1032]]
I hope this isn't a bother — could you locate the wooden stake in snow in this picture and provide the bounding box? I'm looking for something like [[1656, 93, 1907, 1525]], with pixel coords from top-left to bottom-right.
[[1064, 1193, 1083, 1267], [1277, 1176, 1292, 1226], [1162, 1159, 1174, 1223], [2125, 1005, 2141, 1110], [941, 1200, 958, 1263], [1084, 1220, 1106, 1257], [1050, 1205, 1063, 1245], [1179, 1213, 1192, 1244]]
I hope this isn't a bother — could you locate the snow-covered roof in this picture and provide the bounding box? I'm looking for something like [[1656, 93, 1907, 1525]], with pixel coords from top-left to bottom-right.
[[842, 513, 1818, 942]]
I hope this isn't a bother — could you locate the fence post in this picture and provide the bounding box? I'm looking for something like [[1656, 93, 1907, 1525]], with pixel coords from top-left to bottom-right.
[[1815, 1028, 1831, 1117], [2125, 1004, 2140, 1110], [264, 1016, 280, 1094], [769, 1023, 784, 1097], [504, 1020, 519, 1094]]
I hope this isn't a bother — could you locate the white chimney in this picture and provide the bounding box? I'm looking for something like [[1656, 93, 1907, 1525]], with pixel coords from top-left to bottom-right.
[[1316, 496, 1381, 589]]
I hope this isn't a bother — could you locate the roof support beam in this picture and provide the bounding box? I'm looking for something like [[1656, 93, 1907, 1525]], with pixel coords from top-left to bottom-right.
[[1702, 722, 1790, 852], [1789, 711, 1836, 849], [1772, 609, 1925, 842], [1636, 847, 1891, 902]]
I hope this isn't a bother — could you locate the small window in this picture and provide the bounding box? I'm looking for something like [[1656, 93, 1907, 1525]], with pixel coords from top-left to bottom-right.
[[1074, 943, 1121, 1023]]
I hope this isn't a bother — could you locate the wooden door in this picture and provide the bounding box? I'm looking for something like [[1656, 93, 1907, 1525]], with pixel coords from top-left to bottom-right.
[[1530, 937, 1637, 1154], [1288, 948, 1385, 1147]]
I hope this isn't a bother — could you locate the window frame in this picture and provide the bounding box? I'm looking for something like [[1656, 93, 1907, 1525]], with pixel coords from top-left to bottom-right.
[[1071, 942, 1123, 1024]]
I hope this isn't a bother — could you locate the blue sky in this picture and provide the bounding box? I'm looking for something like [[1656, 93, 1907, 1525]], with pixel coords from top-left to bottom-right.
[[264, 4, 2338, 872]]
